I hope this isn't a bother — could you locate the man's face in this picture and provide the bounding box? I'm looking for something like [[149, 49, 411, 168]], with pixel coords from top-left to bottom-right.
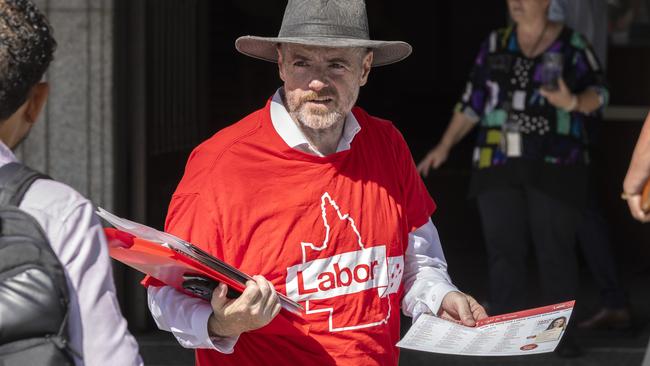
[[277, 44, 373, 130], [507, 0, 549, 23]]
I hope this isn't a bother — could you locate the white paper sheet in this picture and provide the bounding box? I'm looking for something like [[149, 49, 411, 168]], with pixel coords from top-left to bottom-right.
[[397, 301, 574, 356], [96, 207, 192, 255]]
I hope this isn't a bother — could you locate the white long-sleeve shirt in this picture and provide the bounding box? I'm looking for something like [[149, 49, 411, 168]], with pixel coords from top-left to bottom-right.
[[0, 142, 143, 366], [148, 90, 458, 352]]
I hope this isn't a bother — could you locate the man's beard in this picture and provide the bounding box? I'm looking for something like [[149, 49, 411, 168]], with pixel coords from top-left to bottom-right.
[[291, 107, 344, 130], [286, 90, 346, 130]]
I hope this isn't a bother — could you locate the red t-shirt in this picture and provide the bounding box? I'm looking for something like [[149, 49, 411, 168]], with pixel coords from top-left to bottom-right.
[[154, 99, 435, 365]]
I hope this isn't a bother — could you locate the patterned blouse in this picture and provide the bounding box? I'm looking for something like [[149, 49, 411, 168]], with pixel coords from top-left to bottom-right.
[[457, 25, 608, 206]]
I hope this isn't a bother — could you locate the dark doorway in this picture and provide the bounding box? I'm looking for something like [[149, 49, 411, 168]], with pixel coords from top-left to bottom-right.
[[116, 0, 509, 233]]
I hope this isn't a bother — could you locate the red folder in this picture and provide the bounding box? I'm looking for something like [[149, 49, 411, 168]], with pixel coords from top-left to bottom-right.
[[105, 228, 309, 336]]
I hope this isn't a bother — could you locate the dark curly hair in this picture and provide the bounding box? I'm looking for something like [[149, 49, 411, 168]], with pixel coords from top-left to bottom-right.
[[0, 0, 56, 121]]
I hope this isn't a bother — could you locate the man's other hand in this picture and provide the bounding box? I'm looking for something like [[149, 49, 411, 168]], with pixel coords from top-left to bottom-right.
[[207, 275, 282, 338], [438, 291, 488, 327]]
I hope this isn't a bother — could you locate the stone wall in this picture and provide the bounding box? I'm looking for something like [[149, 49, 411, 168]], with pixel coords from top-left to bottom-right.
[[16, 0, 114, 209]]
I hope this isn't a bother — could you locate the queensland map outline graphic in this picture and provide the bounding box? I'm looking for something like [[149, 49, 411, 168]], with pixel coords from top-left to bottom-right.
[[286, 192, 404, 332]]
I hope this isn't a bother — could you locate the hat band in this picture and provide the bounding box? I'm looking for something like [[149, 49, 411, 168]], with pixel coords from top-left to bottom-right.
[[279, 23, 369, 40]]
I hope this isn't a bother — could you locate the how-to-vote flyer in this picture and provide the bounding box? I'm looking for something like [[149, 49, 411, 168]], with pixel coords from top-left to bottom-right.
[[397, 300, 574, 356]]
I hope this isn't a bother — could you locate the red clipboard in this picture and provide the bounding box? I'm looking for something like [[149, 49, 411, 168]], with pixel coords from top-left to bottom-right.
[[105, 228, 310, 336]]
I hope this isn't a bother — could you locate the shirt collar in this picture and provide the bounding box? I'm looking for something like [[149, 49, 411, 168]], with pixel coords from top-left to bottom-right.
[[270, 89, 361, 156], [0, 139, 17, 167]]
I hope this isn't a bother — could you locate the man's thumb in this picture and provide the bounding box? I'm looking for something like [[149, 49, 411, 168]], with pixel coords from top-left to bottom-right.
[[210, 283, 229, 311], [458, 301, 476, 327]]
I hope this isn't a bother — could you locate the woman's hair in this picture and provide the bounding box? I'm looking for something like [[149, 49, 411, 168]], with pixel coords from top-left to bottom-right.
[[0, 0, 56, 121], [546, 316, 567, 330]]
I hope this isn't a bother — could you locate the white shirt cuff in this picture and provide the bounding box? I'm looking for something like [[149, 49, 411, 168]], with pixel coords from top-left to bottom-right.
[[411, 282, 459, 322], [192, 303, 239, 353]]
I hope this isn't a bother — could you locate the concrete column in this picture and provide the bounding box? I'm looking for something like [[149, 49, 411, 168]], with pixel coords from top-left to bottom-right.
[[17, 0, 114, 210]]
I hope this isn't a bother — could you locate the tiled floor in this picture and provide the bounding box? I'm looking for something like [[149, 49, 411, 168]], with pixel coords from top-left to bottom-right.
[[137, 327, 648, 366]]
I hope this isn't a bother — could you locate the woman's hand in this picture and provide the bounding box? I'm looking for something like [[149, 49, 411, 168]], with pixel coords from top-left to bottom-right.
[[539, 78, 576, 111], [417, 144, 450, 177], [624, 193, 650, 223]]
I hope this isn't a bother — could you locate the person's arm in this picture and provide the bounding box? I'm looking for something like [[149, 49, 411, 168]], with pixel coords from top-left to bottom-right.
[[391, 120, 487, 325], [418, 34, 492, 177], [155, 191, 281, 350], [402, 219, 488, 326], [417, 111, 478, 177], [401, 218, 456, 319], [53, 200, 143, 365], [539, 78, 603, 114], [574, 87, 603, 114], [623, 112, 650, 222], [540, 31, 608, 115], [148, 273, 282, 352], [147, 286, 239, 352]]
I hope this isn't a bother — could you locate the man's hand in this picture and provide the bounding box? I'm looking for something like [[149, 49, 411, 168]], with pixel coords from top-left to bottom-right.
[[625, 193, 650, 223], [539, 78, 576, 111], [417, 144, 450, 177], [207, 275, 282, 338], [438, 291, 488, 327]]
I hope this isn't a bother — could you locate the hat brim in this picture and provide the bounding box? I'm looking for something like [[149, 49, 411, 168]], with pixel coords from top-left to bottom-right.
[[235, 36, 412, 67]]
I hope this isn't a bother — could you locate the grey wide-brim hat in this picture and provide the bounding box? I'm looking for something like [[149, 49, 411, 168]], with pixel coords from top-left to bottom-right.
[[235, 0, 412, 67]]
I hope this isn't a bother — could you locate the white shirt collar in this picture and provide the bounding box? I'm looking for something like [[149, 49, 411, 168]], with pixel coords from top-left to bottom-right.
[[0, 139, 17, 167], [270, 89, 361, 156]]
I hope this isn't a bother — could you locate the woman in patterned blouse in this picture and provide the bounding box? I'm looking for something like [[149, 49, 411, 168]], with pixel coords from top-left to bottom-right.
[[417, 0, 607, 325]]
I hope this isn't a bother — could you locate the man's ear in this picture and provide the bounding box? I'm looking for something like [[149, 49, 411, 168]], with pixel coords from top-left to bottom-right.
[[277, 45, 286, 83], [24, 82, 49, 124], [359, 51, 373, 86]]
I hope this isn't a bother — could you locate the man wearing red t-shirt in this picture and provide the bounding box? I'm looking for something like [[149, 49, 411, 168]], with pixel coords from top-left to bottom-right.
[[146, 0, 487, 365]]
